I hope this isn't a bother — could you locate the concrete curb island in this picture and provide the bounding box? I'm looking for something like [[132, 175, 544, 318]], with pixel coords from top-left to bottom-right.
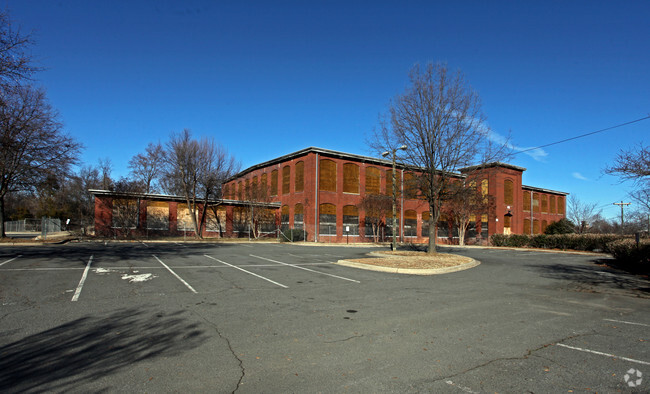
[[335, 257, 481, 275]]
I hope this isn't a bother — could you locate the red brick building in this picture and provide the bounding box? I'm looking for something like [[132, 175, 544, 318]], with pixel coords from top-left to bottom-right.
[[92, 147, 567, 243]]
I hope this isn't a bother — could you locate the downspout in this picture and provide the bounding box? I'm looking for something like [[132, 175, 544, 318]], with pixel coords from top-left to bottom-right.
[[315, 153, 319, 242], [400, 168, 404, 243]]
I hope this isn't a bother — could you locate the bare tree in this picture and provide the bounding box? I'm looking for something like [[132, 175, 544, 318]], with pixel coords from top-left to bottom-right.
[[128, 142, 165, 193], [370, 63, 509, 253], [567, 195, 602, 233], [357, 194, 392, 242], [243, 178, 275, 238], [0, 11, 38, 93], [444, 179, 493, 245], [98, 157, 114, 190], [0, 86, 81, 237], [605, 143, 650, 184], [163, 129, 239, 238]]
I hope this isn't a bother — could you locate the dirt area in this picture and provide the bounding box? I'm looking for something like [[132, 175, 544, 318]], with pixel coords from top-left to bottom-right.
[[346, 250, 474, 269]]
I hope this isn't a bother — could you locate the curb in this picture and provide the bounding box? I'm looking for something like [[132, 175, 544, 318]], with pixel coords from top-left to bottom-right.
[[335, 257, 480, 275]]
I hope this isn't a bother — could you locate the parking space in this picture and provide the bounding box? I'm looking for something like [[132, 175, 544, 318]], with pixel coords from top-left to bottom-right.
[[0, 242, 647, 392]]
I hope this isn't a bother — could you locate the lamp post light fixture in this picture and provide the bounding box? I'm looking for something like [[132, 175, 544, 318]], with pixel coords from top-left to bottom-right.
[[382, 145, 408, 251]]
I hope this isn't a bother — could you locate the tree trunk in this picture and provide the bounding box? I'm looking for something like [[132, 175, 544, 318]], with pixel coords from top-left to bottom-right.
[[0, 195, 6, 238], [428, 204, 437, 254], [458, 222, 466, 246]]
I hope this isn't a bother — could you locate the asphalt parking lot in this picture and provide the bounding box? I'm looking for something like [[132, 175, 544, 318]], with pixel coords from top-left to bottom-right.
[[0, 241, 648, 393]]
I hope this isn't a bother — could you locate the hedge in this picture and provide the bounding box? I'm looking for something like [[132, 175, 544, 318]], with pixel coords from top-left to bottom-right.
[[490, 233, 620, 252], [490, 233, 649, 274]]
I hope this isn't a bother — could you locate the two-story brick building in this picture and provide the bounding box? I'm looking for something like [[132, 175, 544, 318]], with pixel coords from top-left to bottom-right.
[[93, 146, 567, 243]]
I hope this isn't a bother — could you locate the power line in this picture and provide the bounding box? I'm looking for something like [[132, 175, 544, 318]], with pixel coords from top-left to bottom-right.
[[514, 115, 650, 156]]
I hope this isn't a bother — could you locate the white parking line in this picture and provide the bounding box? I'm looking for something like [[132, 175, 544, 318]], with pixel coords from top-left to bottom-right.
[[250, 254, 360, 283], [0, 255, 21, 267], [71, 255, 93, 302], [204, 255, 288, 288], [445, 380, 479, 393], [556, 343, 650, 365], [604, 318, 650, 327], [153, 255, 197, 293]]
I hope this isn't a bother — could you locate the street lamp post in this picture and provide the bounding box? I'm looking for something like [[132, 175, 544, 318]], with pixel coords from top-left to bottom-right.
[[382, 145, 407, 251]]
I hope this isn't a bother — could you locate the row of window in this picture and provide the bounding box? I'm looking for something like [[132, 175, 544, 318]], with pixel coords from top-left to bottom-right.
[[523, 192, 565, 214], [111, 201, 226, 232]]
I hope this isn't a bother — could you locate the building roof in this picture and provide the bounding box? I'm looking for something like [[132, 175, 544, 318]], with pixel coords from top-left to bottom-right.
[[458, 162, 527, 173], [522, 185, 569, 196], [88, 189, 281, 208]]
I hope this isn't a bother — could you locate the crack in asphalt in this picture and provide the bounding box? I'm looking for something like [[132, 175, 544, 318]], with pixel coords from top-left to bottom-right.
[[324, 334, 364, 343], [191, 310, 245, 394], [430, 331, 597, 385]]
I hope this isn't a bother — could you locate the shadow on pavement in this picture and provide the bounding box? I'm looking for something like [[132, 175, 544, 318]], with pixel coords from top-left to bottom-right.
[[0, 308, 206, 392], [527, 261, 650, 297]]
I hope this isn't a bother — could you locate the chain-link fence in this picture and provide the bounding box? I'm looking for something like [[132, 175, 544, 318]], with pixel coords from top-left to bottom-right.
[[4, 218, 62, 233]]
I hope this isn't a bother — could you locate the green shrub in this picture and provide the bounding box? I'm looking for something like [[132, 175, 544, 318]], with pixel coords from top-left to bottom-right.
[[280, 228, 305, 242], [607, 239, 650, 274], [490, 233, 625, 252], [544, 218, 576, 235]]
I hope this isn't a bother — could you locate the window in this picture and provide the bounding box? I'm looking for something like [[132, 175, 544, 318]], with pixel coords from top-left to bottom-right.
[[541, 194, 548, 213], [319, 203, 336, 235], [504, 179, 514, 205], [342, 205, 359, 235], [261, 173, 267, 191], [557, 196, 565, 215], [112, 199, 138, 229], [223, 185, 229, 200], [233, 207, 247, 234], [404, 210, 417, 237], [479, 214, 488, 238], [385, 169, 394, 196], [467, 214, 477, 238], [237, 181, 243, 200], [404, 173, 418, 199], [523, 218, 531, 235], [437, 213, 450, 238], [421, 211, 430, 237], [271, 169, 278, 196], [550, 195, 556, 214], [282, 166, 290, 195], [503, 213, 511, 229], [294, 203, 304, 230], [533, 219, 540, 234], [343, 163, 359, 194], [481, 179, 489, 203], [319, 159, 336, 192], [281, 205, 290, 231], [295, 161, 304, 193], [385, 212, 400, 238], [523, 191, 531, 211], [542, 220, 548, 233], [205, 206, 226, 233], [533, 193, 540, 213], [146, 201, 169, 230], [177, 204, 197, 231], [365, 167, 380, 195]]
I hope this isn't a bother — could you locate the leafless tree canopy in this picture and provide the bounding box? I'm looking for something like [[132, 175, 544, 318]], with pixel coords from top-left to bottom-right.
[[605, 143, 650, 219], [369, 63, 509, 252], [444, 179, 493, 245], [357, 193, 392, 242], [0, 11, 38, 92], [0, 86, 82, 236], [162, 129, 240, 238], [567, 195, 603, 234], [128, 142, 164, 193]]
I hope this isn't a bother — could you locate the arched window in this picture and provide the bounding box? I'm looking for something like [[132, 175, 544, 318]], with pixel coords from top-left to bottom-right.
[[385, 169, 394, 196], [523, 218, 531, 235], [541, 194, 548, 213], [342, 205, 359, 235], [343, 163, 359, 194], [421, 211, 430, 237], [533, 193, 540, 213], [481, 179, 489, 202], [404, 210, 417, 236], [237, 181, 243, 200], [281, 205, 290, 231], [533, 219, 540, 234], [294, 203, 304, 230], [404, 173, 418, 199], [550, 195, 556, 214], [523, 191, 531, 211], [319, 159, 336, 192], [282, 166, 291, 195], [504, 179, 514, 205], [295, 161, 304, 193], [557, 196, 565, 215], [365, 166, 380, 195], [271, 169, 278, 196], [319, 203, 336, 235]]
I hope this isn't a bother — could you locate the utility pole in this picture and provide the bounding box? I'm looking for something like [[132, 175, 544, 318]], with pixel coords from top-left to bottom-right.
[[613, 201, 631, 234]]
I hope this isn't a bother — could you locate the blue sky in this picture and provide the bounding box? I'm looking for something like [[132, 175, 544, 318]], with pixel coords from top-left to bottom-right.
[[6, 0, 649, 220]]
